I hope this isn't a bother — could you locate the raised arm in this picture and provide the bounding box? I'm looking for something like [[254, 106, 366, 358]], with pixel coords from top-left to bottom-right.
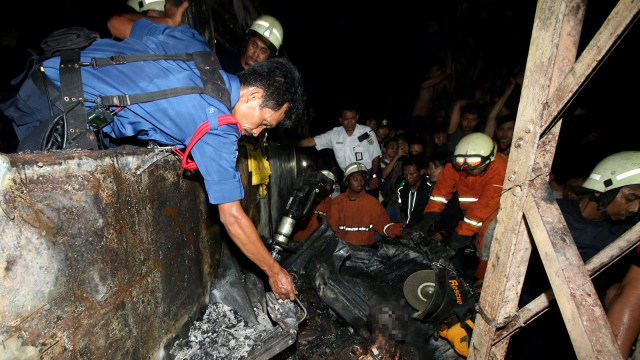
[[484, 78, 517, 137], [107, 0, 190, 40], [448, 99, 471, 135]]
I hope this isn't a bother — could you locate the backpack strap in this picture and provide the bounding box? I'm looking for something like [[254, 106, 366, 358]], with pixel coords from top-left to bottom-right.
[[59, 49, 99, 149], [90, 51, 231, 110]]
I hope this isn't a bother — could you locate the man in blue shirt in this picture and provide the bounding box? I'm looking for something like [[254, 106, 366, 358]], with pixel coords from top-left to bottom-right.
[[1, 1, 304, 300]]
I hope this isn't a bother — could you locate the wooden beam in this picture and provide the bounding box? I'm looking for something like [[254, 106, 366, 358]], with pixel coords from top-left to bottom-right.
[[468, 1, 584, 357], [493, 221, 640, 344], [541, 0, 640, 135], [523, 193, 622, 359]]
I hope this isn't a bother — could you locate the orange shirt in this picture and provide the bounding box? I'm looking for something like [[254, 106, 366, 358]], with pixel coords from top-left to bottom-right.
[[424, 154, 507, 236], [327, 189, 403, 246]]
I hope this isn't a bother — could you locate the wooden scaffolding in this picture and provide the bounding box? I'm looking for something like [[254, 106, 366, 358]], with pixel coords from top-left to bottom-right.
[[468, 0, 640, 359]]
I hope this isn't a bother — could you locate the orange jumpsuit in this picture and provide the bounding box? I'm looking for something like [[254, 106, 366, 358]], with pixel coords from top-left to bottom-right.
[[292, 197, 333, 241], [327, 189, 403, 246], [424, 153, 507, 278]]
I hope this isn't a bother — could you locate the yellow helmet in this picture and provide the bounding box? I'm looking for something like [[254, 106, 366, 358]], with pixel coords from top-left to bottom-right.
[[248, 15, 284, 54], [127, 0, 164, 12]]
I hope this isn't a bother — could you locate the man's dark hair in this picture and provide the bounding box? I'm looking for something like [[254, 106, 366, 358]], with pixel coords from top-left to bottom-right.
[[497, 113, 516, 127], [428, 150, 452, 168], [339, 103, 359, 116], [461, 102, 484, 117], [408, 135, 425, 150], [237, 58, 306, 128], [403, 155, 425, 171]]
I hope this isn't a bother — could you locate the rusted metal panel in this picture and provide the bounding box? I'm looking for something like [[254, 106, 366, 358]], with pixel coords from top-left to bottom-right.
[[0, 148, 222, 359]]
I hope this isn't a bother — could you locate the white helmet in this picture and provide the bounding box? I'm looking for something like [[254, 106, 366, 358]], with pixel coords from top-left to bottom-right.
[[581, 151, 640, 193], [247, 15, 284, 54], [128, 0, 165, 12], [344, 162, 368, 182], [321, 170, 336, 183], [453, 133, 497, 170]]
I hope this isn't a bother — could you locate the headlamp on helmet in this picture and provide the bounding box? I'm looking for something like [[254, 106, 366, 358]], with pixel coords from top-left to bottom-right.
[[453, 133, 496, 171]]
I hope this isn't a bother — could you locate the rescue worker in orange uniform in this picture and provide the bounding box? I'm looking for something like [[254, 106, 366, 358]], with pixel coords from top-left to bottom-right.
[[292, 170, 336, 241], [327, 162, 403, 246], [415, 133, 507, 280]]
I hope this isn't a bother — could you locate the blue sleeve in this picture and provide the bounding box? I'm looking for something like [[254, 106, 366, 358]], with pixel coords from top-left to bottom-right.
[[190, 124, 244, 204]]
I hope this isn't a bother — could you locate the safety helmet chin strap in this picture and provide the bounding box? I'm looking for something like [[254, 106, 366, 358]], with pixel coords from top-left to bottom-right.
[[590, 187, 621, 220]]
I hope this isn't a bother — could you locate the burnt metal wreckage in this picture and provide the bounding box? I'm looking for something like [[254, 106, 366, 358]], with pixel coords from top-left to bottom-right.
[[169, 216, 478, 360]]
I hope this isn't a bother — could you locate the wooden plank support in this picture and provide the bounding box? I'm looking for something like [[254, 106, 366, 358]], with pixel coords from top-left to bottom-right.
[[469, 0, 640, 357], [468, 1, 584, 358], [469, 0, 585, 359], [523, 192, 623, 359], [493, 221, 640, 345], [541, 0, 640, 135]]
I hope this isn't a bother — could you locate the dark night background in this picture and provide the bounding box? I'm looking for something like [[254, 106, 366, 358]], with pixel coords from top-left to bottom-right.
[[1, 0, 638, 164]]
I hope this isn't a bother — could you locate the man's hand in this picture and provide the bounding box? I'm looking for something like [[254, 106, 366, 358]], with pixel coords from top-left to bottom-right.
[[447, 232, 472, 252], [164, 0, 190, 27], [267, 264, 298, 300], [108, 0, 190, 39], [369, 177, 379, 190]]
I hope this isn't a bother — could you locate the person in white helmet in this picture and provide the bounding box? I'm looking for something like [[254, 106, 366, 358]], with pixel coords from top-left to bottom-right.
[[219, 15, 284, 74], [408, 132, 507, 281], [327, 162, 402, 246], [557, 151, 640, 358], [127, 0, 166, 16], [511, 151, 640, 360]]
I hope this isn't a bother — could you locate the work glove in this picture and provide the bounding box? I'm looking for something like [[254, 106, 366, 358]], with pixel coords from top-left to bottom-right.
[[403, 211, 441, 239], [447, 232, 473, 253], [439, 319, 474, 357]]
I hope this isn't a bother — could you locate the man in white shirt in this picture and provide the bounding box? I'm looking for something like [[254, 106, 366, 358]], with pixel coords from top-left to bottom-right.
[[299, 105, 381, 195]]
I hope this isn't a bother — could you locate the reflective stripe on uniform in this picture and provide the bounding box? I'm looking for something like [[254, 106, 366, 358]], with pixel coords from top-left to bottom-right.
[[463, 217, 482, 227], [383, 223, 393, 236], [458, 197, 479, 203], [314, 210, 327, 216], [429, 195, 448, 204], [338, 224, 373, 232]]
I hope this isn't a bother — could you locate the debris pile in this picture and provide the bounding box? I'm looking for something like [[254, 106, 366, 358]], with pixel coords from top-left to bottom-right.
[[170, 302, 273, 360]]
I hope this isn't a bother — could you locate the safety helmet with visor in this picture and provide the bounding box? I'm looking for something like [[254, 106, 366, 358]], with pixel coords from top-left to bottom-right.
[[247, 15, 284, 55], [453, 133, 496, 170], [128, 0, 165, 12]]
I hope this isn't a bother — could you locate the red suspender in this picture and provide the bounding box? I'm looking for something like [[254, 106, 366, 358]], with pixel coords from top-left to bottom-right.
[[172, 114, 241, 170]]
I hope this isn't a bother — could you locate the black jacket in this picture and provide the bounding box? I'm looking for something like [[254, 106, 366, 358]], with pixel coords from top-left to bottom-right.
[[398, 176, 433, 227]]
